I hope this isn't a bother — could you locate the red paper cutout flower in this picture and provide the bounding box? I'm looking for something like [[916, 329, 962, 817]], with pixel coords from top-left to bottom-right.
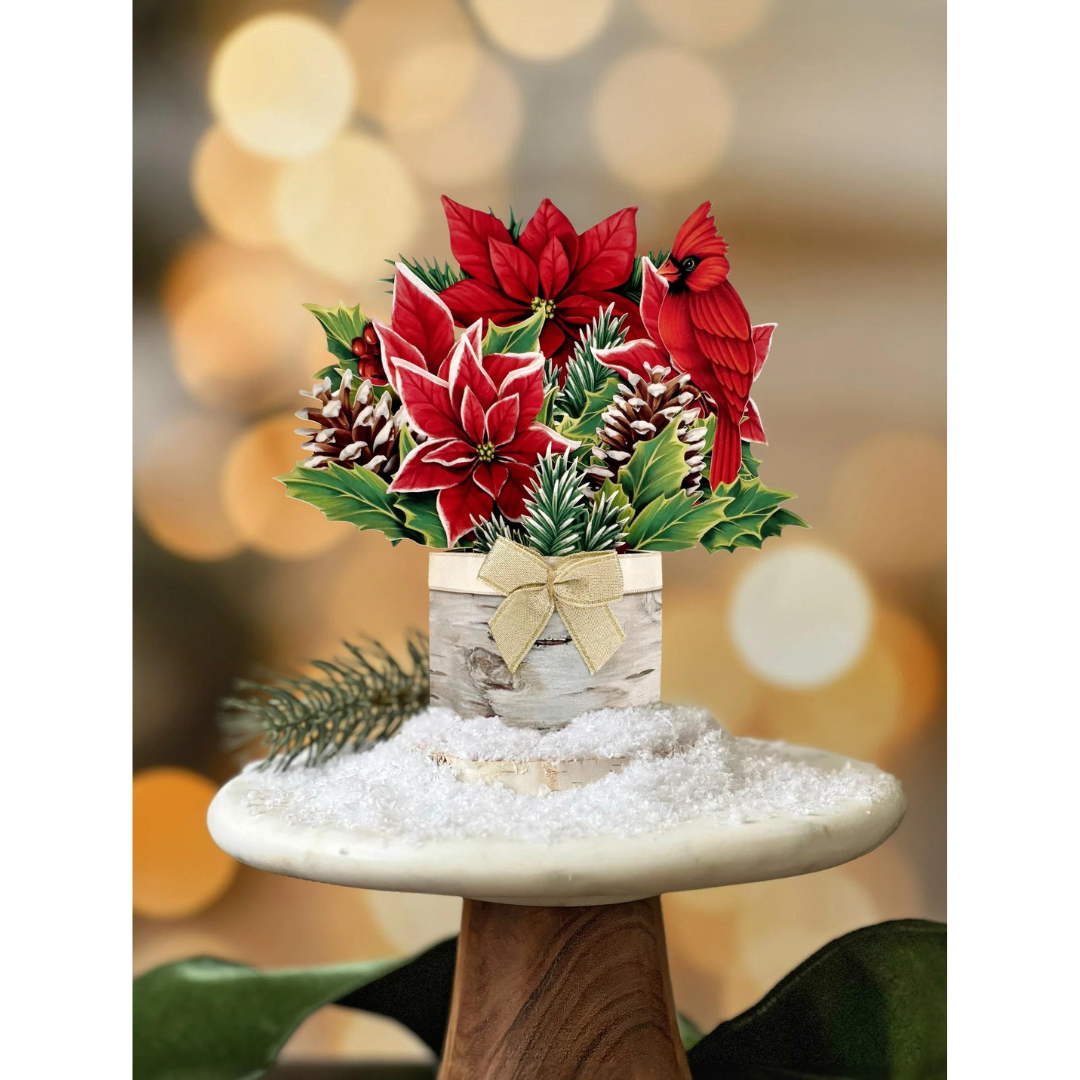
[[387, 329, 575, 547], [437, 196, 645, 373], [594, 258, 775, 447]]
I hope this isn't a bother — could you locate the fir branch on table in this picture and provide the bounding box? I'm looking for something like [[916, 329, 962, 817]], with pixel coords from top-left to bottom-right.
[[554, 305, 629, 420], [382, 257, 466, 293], [219, 634, 429, 771], [620, 249, 671, 304], [520, 449, 590, 556]]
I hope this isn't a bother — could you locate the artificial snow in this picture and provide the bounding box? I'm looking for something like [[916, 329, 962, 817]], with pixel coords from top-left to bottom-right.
[[241, 705, 899, 844]]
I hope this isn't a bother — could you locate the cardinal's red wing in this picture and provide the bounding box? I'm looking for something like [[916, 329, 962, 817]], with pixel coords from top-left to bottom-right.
[[688, 281, 751, 344]]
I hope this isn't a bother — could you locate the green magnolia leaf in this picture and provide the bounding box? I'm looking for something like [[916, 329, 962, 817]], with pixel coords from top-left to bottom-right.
[[624, 490, 732, 551], [278, 462, 410, 544], [394, 492, 448, 549], [481, 308, 546, 356], [133, 939, 457, 1080], [304, 301, 369, 364], [687, 920, 946, 1080], [557, 378, 619, 441], [618, 420, 693, 510]]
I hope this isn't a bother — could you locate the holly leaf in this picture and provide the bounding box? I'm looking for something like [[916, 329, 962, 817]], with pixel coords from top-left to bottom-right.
[[557, 378, 618, 441], [481, 308, 546, 356], [618, 420, 692, 511], [687, 920, 946, 1080], [304, 301, 369, 363], [700, 471, 805, 554], [536, 383, 558, 428], [278, 462, 410, 544], [394, 492, 448, 549], [624, 490, 732, 551]]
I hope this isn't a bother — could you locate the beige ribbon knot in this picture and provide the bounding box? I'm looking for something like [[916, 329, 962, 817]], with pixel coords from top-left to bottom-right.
[[478, 538, 626, 675]]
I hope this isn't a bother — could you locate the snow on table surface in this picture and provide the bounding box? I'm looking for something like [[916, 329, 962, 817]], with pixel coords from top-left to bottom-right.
[[239, 705, 899, 844]]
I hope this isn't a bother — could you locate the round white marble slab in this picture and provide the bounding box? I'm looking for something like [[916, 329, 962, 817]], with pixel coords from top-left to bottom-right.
[[208, 744, 904, 907]]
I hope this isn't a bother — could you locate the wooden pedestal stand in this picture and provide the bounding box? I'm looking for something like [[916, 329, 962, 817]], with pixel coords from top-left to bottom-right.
[[440, 897, 689, 1080]]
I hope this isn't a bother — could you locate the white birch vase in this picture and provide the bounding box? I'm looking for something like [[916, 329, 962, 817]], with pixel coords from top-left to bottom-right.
[[428, 552, 663, 730]]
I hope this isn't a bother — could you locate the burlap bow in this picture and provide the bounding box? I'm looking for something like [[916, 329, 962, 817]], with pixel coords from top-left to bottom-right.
[[477, 538, 626, 675]]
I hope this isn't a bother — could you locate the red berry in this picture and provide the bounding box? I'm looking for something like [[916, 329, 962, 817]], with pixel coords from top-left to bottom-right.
[[363, 324, 378, 346], [351, 336, 366, 358]]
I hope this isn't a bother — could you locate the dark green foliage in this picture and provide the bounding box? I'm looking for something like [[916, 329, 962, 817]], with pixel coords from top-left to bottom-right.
[[621, 248, 670, 304], [554, 305, 629, 419], [581, 483, 633, 551], [219, 635, 429, 771], [520, 450, 590, 556], [385, 256, 466, 293], [469, 511, 523, 553]]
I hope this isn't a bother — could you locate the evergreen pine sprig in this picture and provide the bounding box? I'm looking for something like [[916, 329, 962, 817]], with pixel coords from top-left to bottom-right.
[[383, 257, 466, 293], [520, 449, 590, 556], [555, 305, 629, 419], [581, 485, 633, 551], [219, 634, 429, 771], [621, 249, 671, 304], [470, 511, 522, 553]]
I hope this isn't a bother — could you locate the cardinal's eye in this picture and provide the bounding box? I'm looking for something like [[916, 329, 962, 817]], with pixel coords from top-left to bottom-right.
[[681, 257, 697, 272]]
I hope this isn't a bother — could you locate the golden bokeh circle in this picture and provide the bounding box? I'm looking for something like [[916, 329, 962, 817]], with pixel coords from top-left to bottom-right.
[[133, 767, 238, 919], [382, 40, 482, 134], [468, 0, 615, 62], [637, 0, 774, 50], [274, 132, 421, 285], [391, 52, 522, 185], [208, 13, 355, 160], [729, 545, 874, 689], [592, 47, 733, 191], [221, 412, 350, 560], [828, 431, 947, 572], [191, 125, 282, 248], [134, 412, 244, 561]]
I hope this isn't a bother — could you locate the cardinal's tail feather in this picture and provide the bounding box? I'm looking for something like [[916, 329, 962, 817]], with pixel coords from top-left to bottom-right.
[[709, 414, 743, 489]]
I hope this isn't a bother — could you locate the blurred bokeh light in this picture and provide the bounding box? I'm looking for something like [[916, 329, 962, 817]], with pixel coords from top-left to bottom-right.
[[135, 0, 945, 1065]]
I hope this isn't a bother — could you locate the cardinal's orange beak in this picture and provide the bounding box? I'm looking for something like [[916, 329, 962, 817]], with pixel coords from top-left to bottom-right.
[[657, 257, 680, 282]]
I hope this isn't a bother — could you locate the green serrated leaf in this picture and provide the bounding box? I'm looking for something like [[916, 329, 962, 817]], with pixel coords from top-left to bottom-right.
[[557, 377, 619, 441], [278, 462, 410, 544], [481, 308, 546, 356], [618, 420, 693, 511], [625, 490, 732, 551], [304, 301, 369, 364], [394, 492, 448, 549], [699, 471, 805, 554], [537, 383, 558, 428]]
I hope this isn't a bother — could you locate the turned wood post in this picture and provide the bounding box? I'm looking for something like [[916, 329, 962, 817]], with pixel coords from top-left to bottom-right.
[[438, 898, 691, 1080]]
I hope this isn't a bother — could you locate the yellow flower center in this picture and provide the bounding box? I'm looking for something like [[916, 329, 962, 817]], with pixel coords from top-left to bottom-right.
[[530, 296, 556, 318], [476, 441, 496, 462]]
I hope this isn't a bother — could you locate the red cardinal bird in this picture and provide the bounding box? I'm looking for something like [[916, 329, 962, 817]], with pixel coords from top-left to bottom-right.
[[657, 203, 756, 488]]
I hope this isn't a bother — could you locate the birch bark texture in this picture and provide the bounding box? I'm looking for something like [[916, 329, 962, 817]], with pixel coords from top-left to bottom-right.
[[428, 552, 663, 729]]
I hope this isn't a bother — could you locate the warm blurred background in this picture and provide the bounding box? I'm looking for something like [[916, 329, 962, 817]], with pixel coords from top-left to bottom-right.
[[133, 0, 945, 1067]]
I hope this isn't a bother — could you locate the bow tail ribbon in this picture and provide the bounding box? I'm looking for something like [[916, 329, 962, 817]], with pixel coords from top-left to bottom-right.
[[479, 539, 626, 675]]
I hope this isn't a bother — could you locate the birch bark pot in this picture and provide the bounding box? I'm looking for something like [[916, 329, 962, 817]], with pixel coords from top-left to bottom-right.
[[428, 552, 663, 730]]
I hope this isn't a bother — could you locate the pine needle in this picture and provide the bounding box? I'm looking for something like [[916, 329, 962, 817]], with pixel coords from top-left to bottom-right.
[[219, 633, 429, 771]]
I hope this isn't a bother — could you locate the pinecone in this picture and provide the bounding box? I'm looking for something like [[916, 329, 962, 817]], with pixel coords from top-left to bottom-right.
[[350, 323, 384, 381], [587, 364, 708, 492], [295, 369, 405, 477]]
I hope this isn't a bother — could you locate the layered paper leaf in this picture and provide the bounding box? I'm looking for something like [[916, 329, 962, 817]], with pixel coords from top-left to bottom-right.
[[394, 491, 448, 548], [480, 308, 546, 356], [618, 420, 692, 510], [699, 453, 806, 553], [304, 301, 369, 363], [556, 377, 618, 441], [624, 489, 732, 551], [278, 462, 411, 544], [686, 920, 946, 1079]]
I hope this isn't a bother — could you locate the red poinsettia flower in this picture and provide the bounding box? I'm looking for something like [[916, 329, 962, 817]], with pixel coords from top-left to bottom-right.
[[594, 258, 776, 445], [437, 196, 645, 372], [387, 329, 575, 547]]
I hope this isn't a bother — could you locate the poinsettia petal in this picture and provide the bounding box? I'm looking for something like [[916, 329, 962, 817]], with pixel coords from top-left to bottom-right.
[[751, 323, 776, 380], [553, 293, 609, 329], [392, 358, 464, 441], [640, 258, 669, 344], [472, 461, 509, 499], [566, 206, 637, 294], [437, 476, 493, 548], [391, 263, 456, 372], [459, 385, 486, 444], [741, 398, 767, 444], [594, 339, 668, 381], [517, 198, 578, 264], [447, 331, 498, 413], [593, 290, 646, 340], [499, 422, 576, 463], [388, 440, 472, 493], [482, 351, 542, 393], [496, 460, 535, 521], [423, 439, 477, 466], [538, 237, 570, 298], [485, 396, 520, 447], [488, 239, 539, 303], [539, 319, 567, 365], [496, 354, 546, 432], [372, 318, 426, 392], [440, 196, 510, 286], [439, 278, 529, 331]]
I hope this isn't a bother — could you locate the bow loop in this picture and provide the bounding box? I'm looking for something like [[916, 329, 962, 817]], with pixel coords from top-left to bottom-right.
[[478, 538, 626, 675]]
